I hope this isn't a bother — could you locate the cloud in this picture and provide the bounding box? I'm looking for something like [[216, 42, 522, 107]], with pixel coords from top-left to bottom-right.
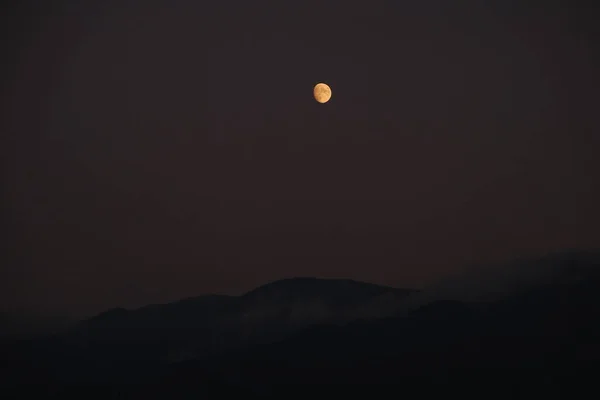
[[397, 250, 600, 312]]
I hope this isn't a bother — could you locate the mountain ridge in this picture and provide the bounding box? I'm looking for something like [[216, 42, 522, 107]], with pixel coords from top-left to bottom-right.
[[63, 276, 414, 365], [2, 250, 600, 388]]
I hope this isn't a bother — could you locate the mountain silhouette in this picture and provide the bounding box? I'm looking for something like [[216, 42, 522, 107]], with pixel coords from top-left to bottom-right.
[[3, 250, 599, 393], [41, 277, 412, 382], [168, 251, 600, 388]]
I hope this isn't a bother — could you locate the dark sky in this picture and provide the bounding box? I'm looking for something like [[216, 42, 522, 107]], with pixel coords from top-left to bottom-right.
[[2, 0, 599, 317]]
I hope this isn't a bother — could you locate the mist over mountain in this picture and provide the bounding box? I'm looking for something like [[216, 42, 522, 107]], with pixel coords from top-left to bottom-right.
[[397, 249, 600, 312], [2, 250, 599, 392], [66, 277, 413, 363], [193, 250, 600, 388]]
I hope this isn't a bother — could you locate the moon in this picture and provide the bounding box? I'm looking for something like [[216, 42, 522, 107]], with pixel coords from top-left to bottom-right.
[[313, 83, 332, 104]]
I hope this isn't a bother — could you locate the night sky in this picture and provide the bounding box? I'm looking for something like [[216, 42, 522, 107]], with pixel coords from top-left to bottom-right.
[[2, 0, 599, 317]]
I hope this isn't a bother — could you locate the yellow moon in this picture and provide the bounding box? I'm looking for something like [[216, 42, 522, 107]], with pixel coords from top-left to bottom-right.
[[313, 83, 332, 103]]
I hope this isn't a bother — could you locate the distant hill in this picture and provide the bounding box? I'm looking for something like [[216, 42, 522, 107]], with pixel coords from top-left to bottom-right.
[[4, 250, 600, 391], [60, 277, 413, 370], [195, 251, 600, 386]]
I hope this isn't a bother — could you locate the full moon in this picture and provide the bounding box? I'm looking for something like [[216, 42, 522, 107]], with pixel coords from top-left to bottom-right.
[[313, 83, 332, 104]]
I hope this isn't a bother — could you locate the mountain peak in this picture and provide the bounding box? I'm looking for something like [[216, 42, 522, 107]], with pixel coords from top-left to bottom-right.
[[242, 276, 405, 298]]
